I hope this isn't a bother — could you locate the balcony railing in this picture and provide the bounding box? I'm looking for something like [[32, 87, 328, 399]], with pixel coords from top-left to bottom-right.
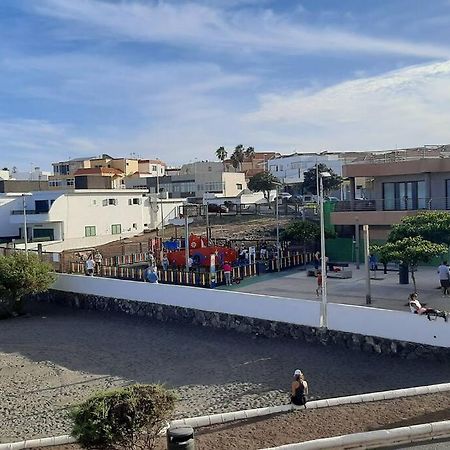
[[334, 197, 449, 212], [10, 210, 48, 215]]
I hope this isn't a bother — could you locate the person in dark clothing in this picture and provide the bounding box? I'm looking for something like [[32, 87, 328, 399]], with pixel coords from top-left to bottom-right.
[[291, 369, 309, 407]]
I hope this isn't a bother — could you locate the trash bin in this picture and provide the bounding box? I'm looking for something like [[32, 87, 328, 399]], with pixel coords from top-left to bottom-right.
[[167, 426, 195, 450], [399, 264, 409, 285]]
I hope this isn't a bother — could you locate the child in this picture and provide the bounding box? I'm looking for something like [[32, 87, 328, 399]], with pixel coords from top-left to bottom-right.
[[316, 271, 323, 297]]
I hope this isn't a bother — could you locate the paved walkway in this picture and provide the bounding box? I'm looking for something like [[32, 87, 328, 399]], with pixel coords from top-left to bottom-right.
[[1, 303, 450, 442], [222, 264, 450, 312]]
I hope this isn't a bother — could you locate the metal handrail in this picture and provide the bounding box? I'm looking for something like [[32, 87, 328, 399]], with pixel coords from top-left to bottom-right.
[[10, 209, 48, 215], [334, 197, 449, 212]]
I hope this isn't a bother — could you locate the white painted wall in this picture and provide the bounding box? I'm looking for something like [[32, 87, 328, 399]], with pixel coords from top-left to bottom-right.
[[0, 195, 21, 237], [53, 274, 321, 328], [53, 274, 450, 348], [327, 303, 449, 348]]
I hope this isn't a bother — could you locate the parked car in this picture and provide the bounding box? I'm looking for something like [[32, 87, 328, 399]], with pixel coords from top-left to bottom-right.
[[277, 192, 292, 200], [207, 204, 229, 213]]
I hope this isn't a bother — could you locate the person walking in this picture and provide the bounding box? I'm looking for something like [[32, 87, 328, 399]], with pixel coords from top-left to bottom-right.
[[438, 261, 450, 296], [223, 262, 232, 286], [291, 369, 309, 407]]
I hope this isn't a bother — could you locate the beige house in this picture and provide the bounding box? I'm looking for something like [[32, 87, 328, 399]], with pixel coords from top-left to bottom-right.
[[147, 161, 247, 199]]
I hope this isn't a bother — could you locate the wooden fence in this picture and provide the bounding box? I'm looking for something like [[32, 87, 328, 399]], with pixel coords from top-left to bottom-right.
[[69, 251, 313, 288]]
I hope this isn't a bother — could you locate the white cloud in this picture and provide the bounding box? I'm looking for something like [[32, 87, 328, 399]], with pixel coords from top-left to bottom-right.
[[244, 61, 450, 151], [0, 119, 99, 169], [33, 0, 450, 59]]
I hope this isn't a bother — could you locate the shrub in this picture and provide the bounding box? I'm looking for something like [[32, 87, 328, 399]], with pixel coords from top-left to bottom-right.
[[0, 252, 55, 318], [70, 384, 176, 450]]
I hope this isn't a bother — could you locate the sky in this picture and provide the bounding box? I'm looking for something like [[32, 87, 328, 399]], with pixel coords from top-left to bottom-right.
[[2, 0, 450, 170]]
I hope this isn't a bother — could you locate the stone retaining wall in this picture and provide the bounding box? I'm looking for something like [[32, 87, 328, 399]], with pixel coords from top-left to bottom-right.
[[41, 290, 450, 362]]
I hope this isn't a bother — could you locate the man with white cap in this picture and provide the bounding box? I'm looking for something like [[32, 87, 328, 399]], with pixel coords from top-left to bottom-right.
[[291, 369, 308, 407]]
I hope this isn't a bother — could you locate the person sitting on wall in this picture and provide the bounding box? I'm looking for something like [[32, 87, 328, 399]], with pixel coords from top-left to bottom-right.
[[291, 369, 308, 407], [408, 293, 448, 322]]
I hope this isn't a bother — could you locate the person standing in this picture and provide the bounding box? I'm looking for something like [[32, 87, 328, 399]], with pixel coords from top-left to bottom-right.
[[84, 257, 95, 276], [162, 254, 169, 271], [223, 262, 232, 286], [438, 261, 450, 296], [315, 271, 323, 297]]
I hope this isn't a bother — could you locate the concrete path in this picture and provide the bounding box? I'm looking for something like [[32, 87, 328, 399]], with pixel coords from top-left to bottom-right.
[[223, 264, 450, 313]]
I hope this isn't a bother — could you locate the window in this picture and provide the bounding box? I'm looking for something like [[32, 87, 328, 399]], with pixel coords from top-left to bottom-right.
[[128, 198, 141, 205], [48, 180, 62, 187], [236, 183, 243, 190], [383, 181, 426, 211], [103, 198, 118, 206], [85, 226, 96, 237], [111, 224, 121, 235], [152, 165, 157, 171], [66, 178, 75, 186]]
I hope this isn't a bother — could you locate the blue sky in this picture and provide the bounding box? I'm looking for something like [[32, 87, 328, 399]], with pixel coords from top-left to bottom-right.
[[2, 0, 450, 170]]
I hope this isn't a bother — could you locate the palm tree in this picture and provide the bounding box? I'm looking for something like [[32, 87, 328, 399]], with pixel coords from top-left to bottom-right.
[[245, 146, 255, 172], [215, 146, 228, 171], [232, 145, 245, 171]]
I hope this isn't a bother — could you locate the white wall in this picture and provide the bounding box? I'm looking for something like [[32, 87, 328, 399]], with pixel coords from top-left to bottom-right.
[[53, 274, 450, 348], [328, 303, 449, 348], [53, 274, 321, 328], [0, 195, 21, 237]]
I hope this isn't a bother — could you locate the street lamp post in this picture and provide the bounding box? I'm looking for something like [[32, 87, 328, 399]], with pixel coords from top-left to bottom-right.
[[319, 172, 331, 328], [275, 185, 280, 271], [22, 194, 28, 256]]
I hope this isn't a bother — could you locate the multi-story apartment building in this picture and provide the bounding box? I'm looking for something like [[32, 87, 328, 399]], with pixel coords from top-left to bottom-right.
[[49, 154, 167, 190], [224, 151, 280, 179], [0, 189, 183, 250], [147, 161, 247, 199], [331, 145, 450, 239]]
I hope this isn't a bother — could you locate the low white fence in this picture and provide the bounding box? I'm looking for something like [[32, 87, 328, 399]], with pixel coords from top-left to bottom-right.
[[52, 274, 450, 348], [328, 303, 449, 348], [52, 274, 321, 328]]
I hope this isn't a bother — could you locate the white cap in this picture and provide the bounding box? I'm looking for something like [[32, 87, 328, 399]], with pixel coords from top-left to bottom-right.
[[293, 369, 302, 376]]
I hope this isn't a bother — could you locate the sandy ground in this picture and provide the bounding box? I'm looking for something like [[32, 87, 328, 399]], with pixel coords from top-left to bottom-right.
[[2, 303, 450, 444], [35, 393, 450, 449]]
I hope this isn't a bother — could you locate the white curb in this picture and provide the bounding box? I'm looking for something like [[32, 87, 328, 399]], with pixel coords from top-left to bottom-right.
[[260, 420, 450, 449], [2, 382, 449, 449], [0, 435, 76, 450], [170, 382, 450, 429]]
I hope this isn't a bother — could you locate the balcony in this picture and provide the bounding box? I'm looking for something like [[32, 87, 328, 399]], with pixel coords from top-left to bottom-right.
[[331, 197, 449, 226], [10, 209, 51, 224], [11, 209, 48, 215], [334, 197, 449, 212]]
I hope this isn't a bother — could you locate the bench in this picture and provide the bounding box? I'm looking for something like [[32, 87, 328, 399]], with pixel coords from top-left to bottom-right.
[[328, 270, 353, 279]]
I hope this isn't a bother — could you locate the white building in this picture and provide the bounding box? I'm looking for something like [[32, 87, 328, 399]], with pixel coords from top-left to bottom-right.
[[1, 189, 184, 251], [268, 153, 343, 185]]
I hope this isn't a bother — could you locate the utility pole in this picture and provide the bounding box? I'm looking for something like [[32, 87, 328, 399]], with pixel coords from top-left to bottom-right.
[[319, 174, 328, 328], [22, 194, 28, 257], [363, 224, 372, 305], [355, 217, 360, 269], [275, 185, 280, 271], [185, 211, 190, 272]]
